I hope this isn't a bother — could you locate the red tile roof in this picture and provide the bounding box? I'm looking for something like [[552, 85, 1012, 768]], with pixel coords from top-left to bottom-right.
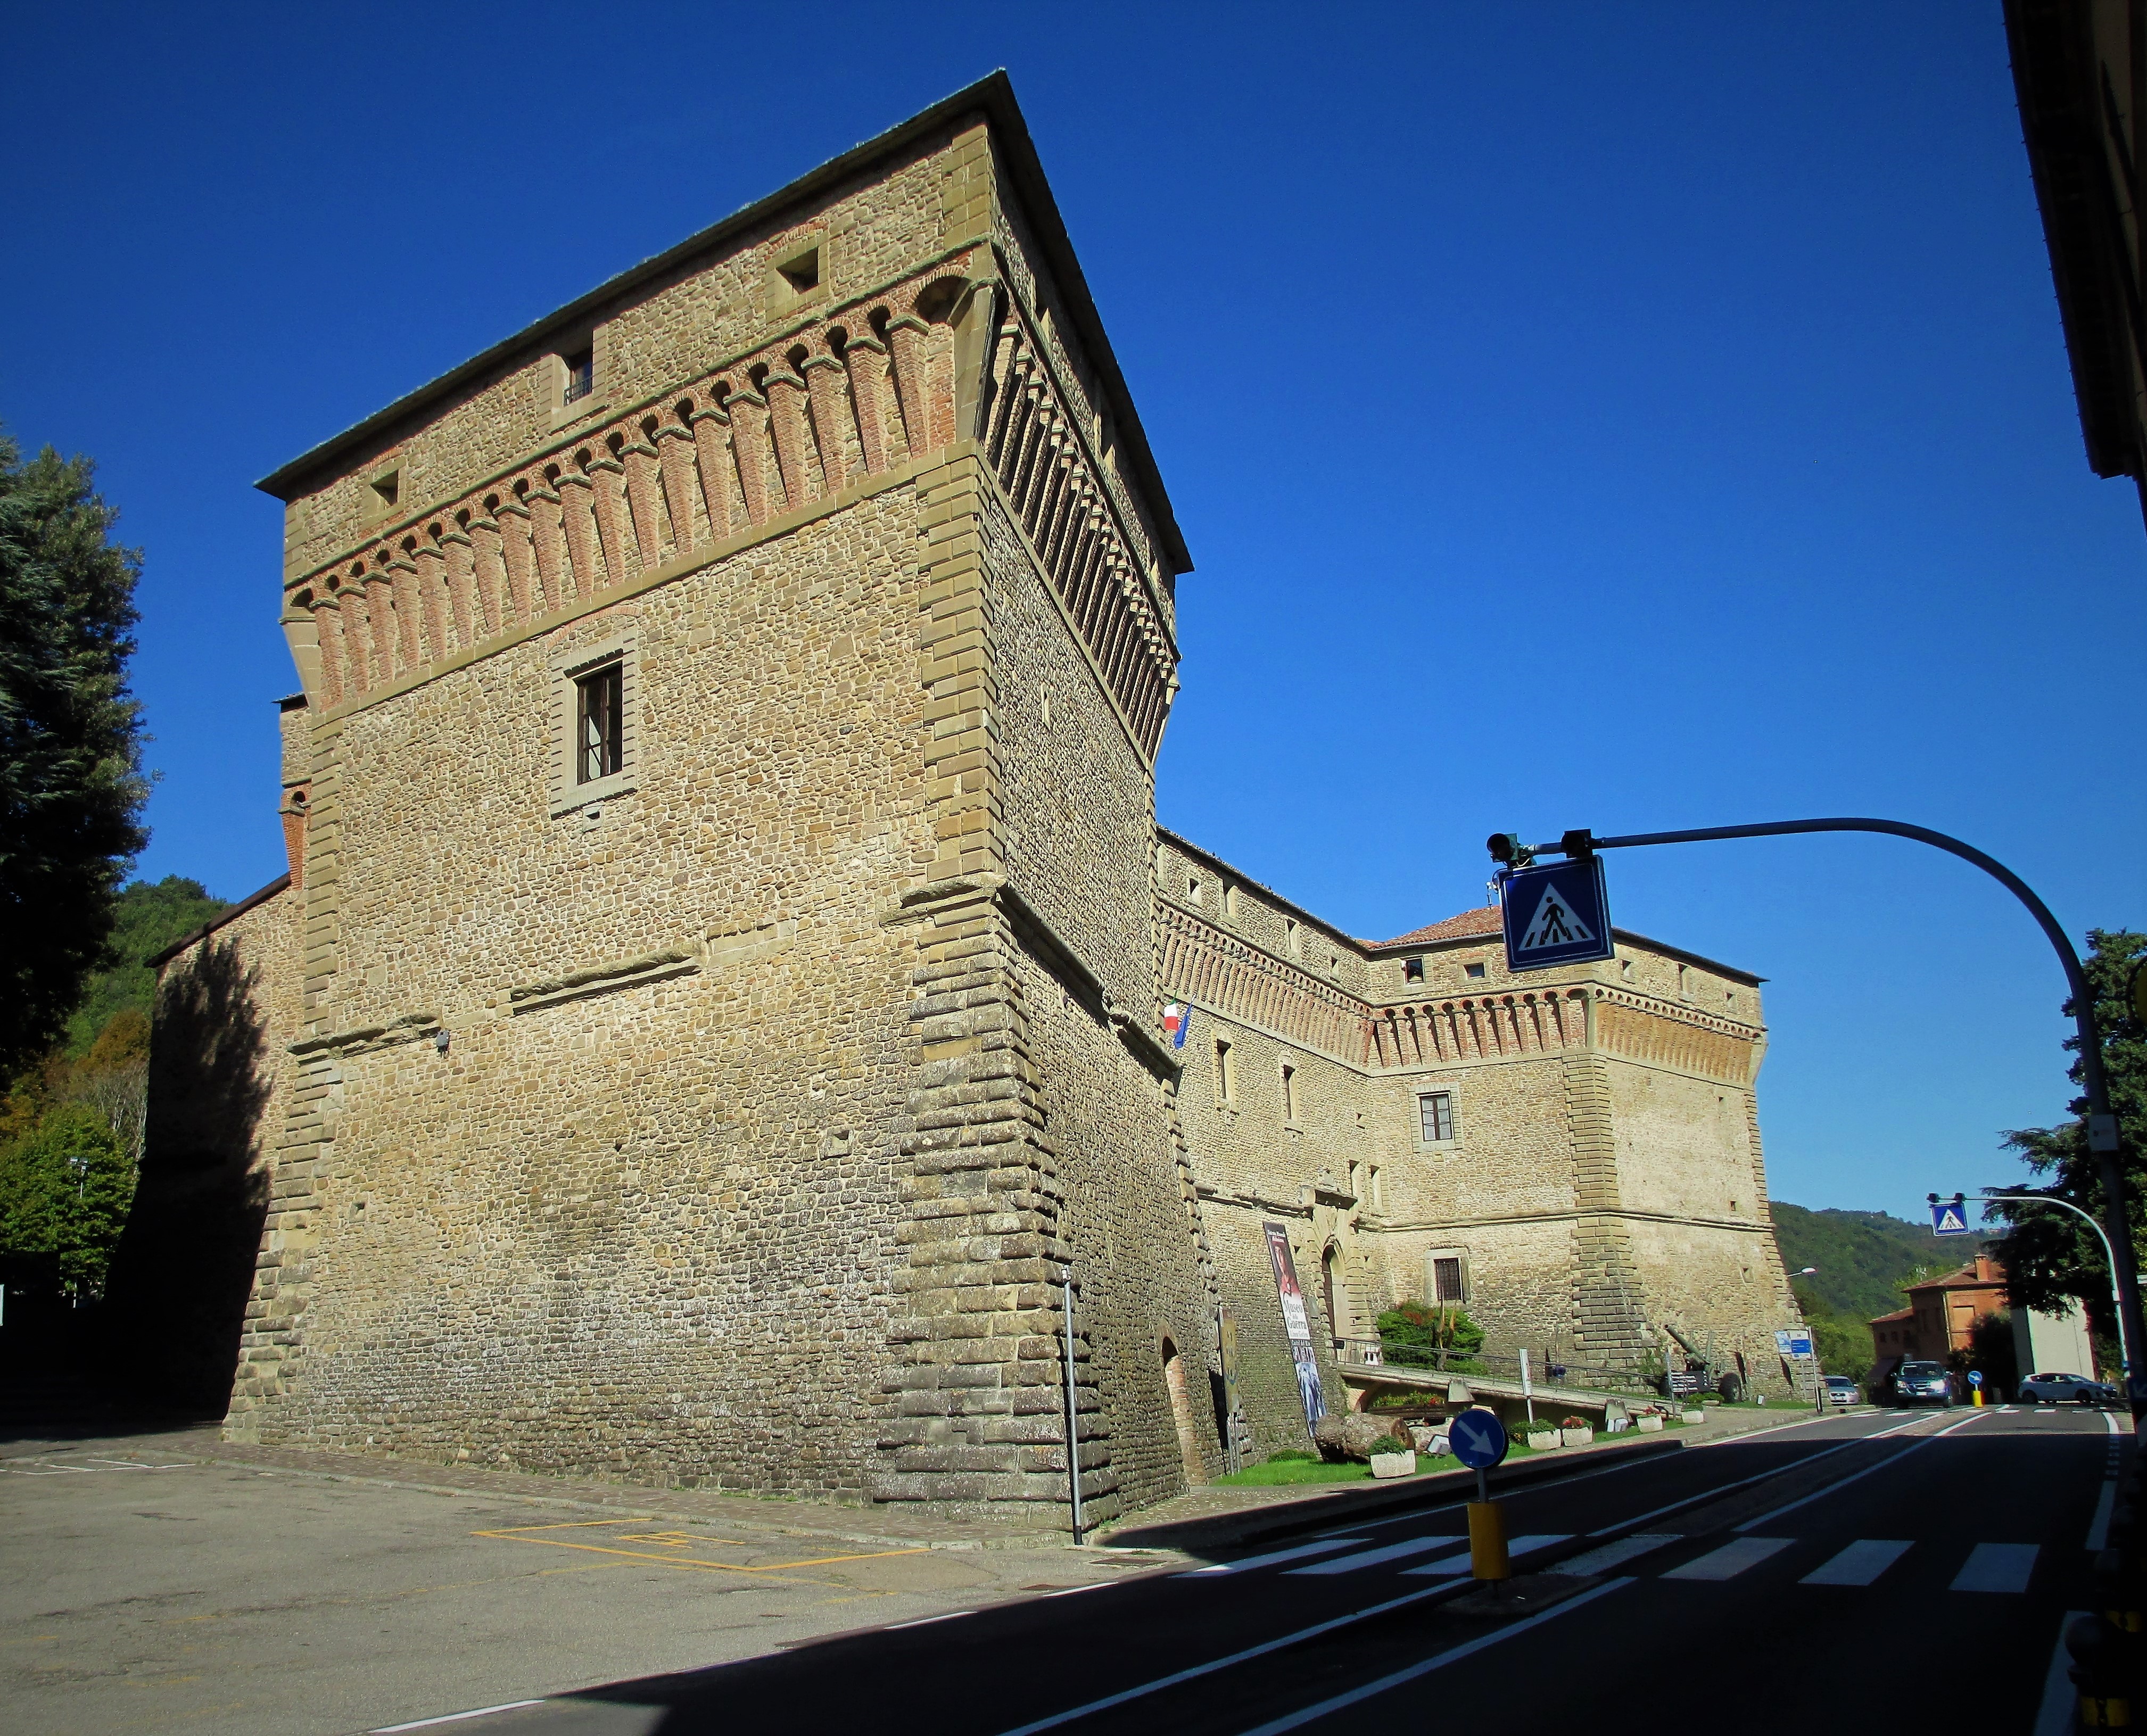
[[1368, 906, 1503, 949]]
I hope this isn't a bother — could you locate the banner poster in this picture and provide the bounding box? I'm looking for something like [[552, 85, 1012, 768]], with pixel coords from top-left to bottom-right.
[[1263, 1220, 1328, 1431]]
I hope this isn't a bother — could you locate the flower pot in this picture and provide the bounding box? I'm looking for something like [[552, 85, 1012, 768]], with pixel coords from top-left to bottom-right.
[[1681, 1410, 1706, 1424], [1368, 1451, 1416, 1480], [1636, 1415, 1663, 1433], [1559, 1427, 1594, 1447], [1525, 1431, 1559, 1451]]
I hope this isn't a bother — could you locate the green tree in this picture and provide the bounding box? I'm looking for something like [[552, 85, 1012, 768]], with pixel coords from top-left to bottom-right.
[[0, 1103, 136, 1299], [62, 877, 226, 1056], [1984, 930, 2147, 1340], [1377, 1302, 1485, 1372], [0, 432, 150, 1081]]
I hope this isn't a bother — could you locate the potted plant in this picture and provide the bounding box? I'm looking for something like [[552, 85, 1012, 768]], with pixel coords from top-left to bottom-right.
[[1524, 1419, 1559, 1450], [1635, 1408, 1664, 1433], [1558, 1415, 1594, 1447], [1368, 1445, 1416, 1479]]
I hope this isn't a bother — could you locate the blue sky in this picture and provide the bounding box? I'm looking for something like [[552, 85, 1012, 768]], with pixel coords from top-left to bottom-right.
[[5, 3, 2141, 1218]]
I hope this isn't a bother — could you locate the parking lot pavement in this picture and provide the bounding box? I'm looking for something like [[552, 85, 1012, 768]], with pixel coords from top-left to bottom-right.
[[2, 1425, 1172, 1736]]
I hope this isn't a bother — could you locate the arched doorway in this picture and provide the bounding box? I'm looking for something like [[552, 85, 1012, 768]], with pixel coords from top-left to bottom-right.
[[1160, 1336, 1208, 1486]]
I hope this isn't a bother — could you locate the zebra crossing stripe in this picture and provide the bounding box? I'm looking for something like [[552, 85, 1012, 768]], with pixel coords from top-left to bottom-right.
[[1400, 1535, 1571, 1577], [1950, 1542, 2038, 1593], [1662, 1536, 1795, 1581], [1799, 1539, 1912, 1586], [1285, 1535, 1465, 1575], [1177, 1539, 1370, 1577]]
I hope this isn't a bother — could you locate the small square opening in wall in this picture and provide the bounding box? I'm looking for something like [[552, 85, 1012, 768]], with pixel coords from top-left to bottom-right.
[[1464, 961, 1487, 980], [777, 246, 820, 293]]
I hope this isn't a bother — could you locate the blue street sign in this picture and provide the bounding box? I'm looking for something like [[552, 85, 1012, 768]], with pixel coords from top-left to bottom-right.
[[1499, 858, 1615, 972], [1967, 1369, 1984, 1388], [1448, 1408, 1508, 1470], [1931, 1198, 1972, 1236]]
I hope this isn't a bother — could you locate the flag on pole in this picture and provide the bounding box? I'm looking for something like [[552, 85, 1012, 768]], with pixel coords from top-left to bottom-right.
[[1161, 1002, 1189, 1048]]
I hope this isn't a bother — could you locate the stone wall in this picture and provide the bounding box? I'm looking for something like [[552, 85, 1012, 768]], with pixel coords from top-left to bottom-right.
[[117, 878, 300, 1410]]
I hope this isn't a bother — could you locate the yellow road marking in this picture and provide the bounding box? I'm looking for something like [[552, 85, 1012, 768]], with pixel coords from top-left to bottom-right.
[[472, 1520, 930, 1577]]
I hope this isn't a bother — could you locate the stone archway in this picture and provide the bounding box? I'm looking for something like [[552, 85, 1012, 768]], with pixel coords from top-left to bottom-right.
[[1160, 1336, 1207, 1487]]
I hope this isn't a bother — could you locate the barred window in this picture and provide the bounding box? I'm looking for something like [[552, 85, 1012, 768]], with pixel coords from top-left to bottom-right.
[[1433, 1256, 1466, 1302], [576, 663, 623, 784], [1417, 1090, 1455, 1145], [563, 347, 594, 404]]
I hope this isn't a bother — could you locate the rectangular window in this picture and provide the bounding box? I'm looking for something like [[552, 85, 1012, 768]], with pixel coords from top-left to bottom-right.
[[1464, 961, 1487, 980], [576, 663, 623, 784], [1433, 1256, 1466, 1303], [1214, 1039, 1234, 1105], [1417, 1090, 1455, 1144], [1403, 956, 1424, 983], [1281, 1064, 1298, 1124], [563, 348, 594, 404]]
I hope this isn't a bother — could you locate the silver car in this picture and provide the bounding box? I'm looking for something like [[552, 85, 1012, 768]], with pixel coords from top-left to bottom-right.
[[1823, 1375, 1857, 1408], [2017, 1371, 2114, 1406]]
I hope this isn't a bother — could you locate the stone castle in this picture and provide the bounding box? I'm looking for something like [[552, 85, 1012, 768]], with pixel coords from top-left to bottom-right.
[[138, 76, 1800, 1526]]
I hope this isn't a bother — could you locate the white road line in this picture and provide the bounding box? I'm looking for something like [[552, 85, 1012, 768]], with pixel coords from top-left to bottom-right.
[[370, 1702, 547, 1733], [1399, 1534, 1569, 1577], [1950, 1542, 2038, 1593], [1661, 1536, 1795, 1581], [1320, 1441, 1679, 1538], [1799, 1539, 1911, 1587], [1178, 1539, 1370, 1577], [1285, 1535, 1464, 1575], [990, 1581, 1459, 1736], [1556, 1534, 1681, 1575], [889, 1610, 975, 1629], [1227, 1578, 1633, 1735], [1732, 1410, 1987, 1533], [2036, 1614, 2088, 1735], [1590, 1414, 1923, 1536], [2088, 1410, 2125, 1551]]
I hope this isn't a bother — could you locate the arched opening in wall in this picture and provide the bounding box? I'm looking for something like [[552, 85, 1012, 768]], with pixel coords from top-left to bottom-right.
[[1159, 1336, 1208, 1487], [1322, 1244, 1346, 1349]]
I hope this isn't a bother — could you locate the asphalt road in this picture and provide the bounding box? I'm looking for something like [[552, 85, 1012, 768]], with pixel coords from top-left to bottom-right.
[[439, 1404, 2119, 1736]]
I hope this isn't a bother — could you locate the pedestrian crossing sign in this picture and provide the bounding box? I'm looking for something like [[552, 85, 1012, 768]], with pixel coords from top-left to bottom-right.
[[1930, 1197, 1971, 1236], [1499, 857, 1615, 972]]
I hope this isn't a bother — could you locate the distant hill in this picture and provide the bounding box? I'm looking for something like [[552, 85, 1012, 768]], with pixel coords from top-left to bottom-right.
[[1771, 1201, 1984, 1321]]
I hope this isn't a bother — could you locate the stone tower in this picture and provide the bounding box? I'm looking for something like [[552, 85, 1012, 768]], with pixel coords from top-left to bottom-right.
[[215, 75, 1224, 1523]]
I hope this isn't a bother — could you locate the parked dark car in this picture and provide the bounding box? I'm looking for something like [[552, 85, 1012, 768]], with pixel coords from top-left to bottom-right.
[[1883, 1361, 1954, 1407]]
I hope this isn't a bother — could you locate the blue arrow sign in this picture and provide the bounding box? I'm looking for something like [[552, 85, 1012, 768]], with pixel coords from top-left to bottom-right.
[[1931, 1198, 1972, 1236], [1499, 858, 1615, 972], [1448, 1408, 1508, 1470]]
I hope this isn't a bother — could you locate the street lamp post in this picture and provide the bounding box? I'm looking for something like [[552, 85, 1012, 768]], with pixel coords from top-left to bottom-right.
[[1489, 817, 2146, 1413], [1935, 1189, 2131, 1385]]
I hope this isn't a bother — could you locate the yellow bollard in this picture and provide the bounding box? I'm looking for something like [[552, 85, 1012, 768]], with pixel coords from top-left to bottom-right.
[[1973, 1388, 1985, 1407], [1467, 1500, 1510, 1582]]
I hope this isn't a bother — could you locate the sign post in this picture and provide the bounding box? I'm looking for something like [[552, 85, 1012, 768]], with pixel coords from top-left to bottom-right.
[[1447, 1409, 1510, 1583], [1932, 1190, 2135, 1389]]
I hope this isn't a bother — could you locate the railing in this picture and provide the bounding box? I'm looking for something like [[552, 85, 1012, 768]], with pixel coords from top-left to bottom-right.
[[1352, 1341, 1662, 1396]]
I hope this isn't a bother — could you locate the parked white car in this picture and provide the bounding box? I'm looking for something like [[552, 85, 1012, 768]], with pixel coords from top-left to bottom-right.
[[2017, 1371, 2115, 1406]]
